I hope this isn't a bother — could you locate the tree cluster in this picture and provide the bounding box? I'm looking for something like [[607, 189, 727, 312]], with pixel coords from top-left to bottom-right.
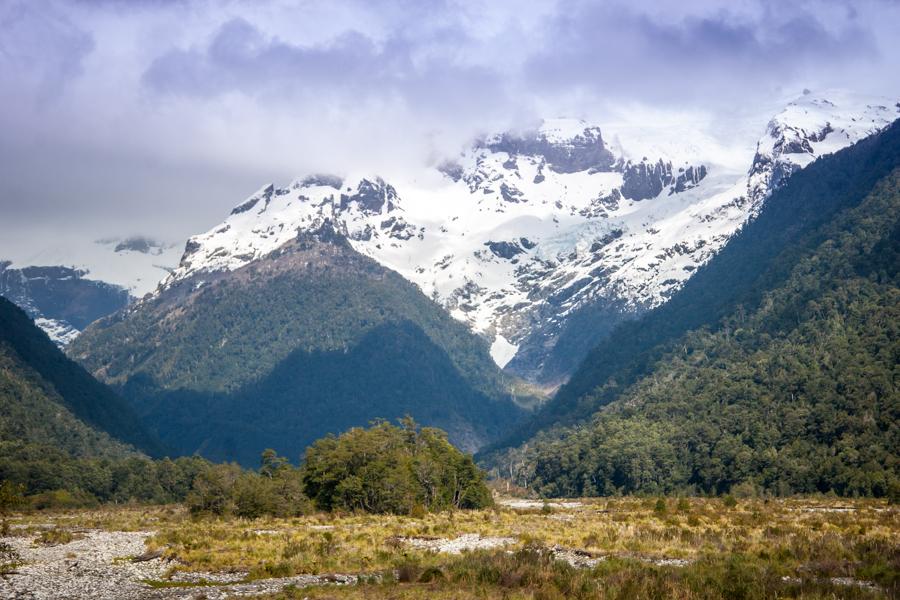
[[185, 449, 311, 518], [0, 440, 210, 507], [303, 418, 493, 513], [2, 420, 493, 516]]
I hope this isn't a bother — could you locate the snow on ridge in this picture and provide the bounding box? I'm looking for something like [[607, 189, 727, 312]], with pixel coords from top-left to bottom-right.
[[2, 234, 182, 298], [155, 91, 899, 369], [538, 117, 594, 142], [34, 317, 80, 347]]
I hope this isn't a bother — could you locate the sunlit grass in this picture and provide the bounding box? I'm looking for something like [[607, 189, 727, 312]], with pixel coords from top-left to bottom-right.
[[7, 496, 897, 597]]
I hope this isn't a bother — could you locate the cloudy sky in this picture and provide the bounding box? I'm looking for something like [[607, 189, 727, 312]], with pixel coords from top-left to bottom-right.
[[1, 0, 898, 243]]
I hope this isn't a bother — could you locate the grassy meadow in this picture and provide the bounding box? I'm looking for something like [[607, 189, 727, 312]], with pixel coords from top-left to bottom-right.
[[4, 496, 898, 599]]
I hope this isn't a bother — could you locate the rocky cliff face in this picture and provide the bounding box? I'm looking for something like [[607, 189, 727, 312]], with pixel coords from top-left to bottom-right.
[[481, 122, 617, 174]]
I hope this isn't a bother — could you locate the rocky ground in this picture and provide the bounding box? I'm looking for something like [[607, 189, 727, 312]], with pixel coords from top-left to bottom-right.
[[398, 533, 517, 554], [0, 529, 167, 599], [495, 498, 583, 510], [0, 529, 358, 600]]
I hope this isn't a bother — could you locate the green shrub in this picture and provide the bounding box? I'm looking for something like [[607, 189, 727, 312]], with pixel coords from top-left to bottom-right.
[[29, 489, 98, 510], [0, 541, 19, 573], [0, 481, 25, 516]]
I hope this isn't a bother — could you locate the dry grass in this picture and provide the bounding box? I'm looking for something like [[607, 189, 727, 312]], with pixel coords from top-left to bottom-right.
[[33, 527, 85, 546], [7, 497, 898, 598]]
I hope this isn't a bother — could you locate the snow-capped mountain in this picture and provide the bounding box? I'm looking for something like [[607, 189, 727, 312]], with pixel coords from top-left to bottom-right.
[[0, 235, 181, 344], [152, 91, 899, 383], [1, 235, 182, 299], [0, 262, 130, 346]]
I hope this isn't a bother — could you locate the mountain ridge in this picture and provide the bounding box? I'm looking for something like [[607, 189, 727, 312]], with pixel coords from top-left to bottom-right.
[[145, 91, 899, 386], [478, 118, 900, 495], [70, 223, 526, 464], [0, 296, 161, 458]]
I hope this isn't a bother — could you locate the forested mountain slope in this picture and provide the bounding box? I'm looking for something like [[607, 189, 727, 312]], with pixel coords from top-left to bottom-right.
[[70, 224, 525, 465], [484, 124, 900, 497], [0, 297, 158, 458], [489, 119, 900, 451]]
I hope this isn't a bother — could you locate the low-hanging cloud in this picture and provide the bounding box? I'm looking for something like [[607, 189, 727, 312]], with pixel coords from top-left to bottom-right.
[[0, 0, 897, 243], [143, 20, 390, 98], [140, 16, 507, 122]]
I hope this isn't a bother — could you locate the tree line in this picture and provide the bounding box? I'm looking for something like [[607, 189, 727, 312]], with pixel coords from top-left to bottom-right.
[[0, 419, 493, 516]]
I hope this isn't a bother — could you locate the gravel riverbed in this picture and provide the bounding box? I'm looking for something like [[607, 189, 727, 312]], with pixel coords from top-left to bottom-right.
[[0, 530, 357, 599]]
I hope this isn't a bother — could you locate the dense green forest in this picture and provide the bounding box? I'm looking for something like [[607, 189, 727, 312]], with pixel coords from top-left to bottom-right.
[[69, 228, 525, 465], [0, 297, 160, 456], [120, 320, 523, 465], [498, 120, 900, 448], [0, 296, 195, 506], [0, 346, 132, 461], [0, 445, 211, 508], [485, 138, 900, 497]]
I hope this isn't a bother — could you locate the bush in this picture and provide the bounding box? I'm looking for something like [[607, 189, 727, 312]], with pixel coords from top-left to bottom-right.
[[186, 463, 241, 516], [29, 489, 98, 510], [0, 541, 19, 573], [35, 528, 84, 546]]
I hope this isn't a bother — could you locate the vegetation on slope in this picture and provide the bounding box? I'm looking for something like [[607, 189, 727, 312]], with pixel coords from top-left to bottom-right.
[[495, 119, 900, 449], [71, 230, 508, 398], [0, 297, 160, 456], [0, 346, 132, 461], [70, 230, 525, 465], [119, 319, 522, 465], [489, 163, 900, 497]]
